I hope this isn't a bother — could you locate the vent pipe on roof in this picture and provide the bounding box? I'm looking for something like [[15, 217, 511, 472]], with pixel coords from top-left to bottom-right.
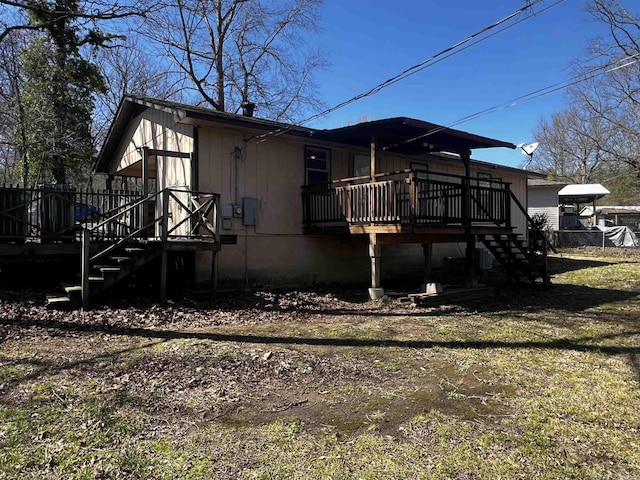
[[241, 101, 256, 117]]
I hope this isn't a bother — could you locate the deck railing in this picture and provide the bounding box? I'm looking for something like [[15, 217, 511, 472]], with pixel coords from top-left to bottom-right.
[[302, 170, 511, 228], [0, 185, 145, 242], [0, 185, 220, 244]]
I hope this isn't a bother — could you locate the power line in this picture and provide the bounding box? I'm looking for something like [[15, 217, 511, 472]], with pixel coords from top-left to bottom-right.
[[254, 0, 560, 141], [382, 53, 640, 151]]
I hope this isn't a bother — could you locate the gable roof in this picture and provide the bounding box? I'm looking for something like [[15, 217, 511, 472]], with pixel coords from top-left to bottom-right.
[[96, 95, 517, 173], [558, 184, 610, 204], [528, 178, 567, 187]]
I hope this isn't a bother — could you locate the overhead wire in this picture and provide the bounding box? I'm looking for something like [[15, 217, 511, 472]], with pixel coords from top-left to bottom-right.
[[253, 0, 562, 141], [131, 0, 572, 153], [382, 53, 640, 151]]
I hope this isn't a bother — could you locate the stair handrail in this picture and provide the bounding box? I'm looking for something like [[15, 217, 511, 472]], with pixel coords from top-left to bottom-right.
[[509, 190, 550, 284], [509, 190, 548, 247], [87, 192, 150, 235], [80, 188, 222, 309], [81, 191, 162, 309]]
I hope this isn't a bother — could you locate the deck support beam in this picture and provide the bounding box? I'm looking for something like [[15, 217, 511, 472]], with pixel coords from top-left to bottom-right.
[[142, 147, 150, 234], [160, 250, 168, 304], [81, 229, 90, 310], [211, 249, 218, 293], [368, 233, 384, 299], [465, 233, 477, 288], [160, 188, 169, 304], [422, 242, 433, 286], [460, 151, 478, 288]]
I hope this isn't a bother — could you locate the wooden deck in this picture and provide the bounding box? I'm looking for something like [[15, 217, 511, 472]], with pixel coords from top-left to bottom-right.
[[0, 186, 221, 247], [0, 185, 222, 308], [302, 170, 512, 236], [302, 169, 549, 294]]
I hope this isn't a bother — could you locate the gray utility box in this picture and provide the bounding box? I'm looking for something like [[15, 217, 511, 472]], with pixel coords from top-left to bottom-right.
[[476, 249, 493, 270], [242, 197, 258, 226]]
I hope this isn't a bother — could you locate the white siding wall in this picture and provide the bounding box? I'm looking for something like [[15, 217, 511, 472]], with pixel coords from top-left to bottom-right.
[[528, 186, 560, 231], [110, 108, 194, 176]]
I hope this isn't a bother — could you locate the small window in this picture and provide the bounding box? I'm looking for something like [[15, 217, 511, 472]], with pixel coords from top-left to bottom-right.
[[478, 172, 501, 187], [411, 161, 429, 179], [305, 146, 330, 185]]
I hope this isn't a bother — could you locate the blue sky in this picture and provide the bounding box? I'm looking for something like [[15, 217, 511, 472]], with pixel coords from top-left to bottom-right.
[[308, 0, 608, 168]]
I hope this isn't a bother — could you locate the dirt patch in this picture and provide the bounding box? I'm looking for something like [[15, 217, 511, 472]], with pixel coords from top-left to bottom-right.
[[0, 286, 515, 441]]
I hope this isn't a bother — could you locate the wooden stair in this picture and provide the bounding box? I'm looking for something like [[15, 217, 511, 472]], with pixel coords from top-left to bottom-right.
[[478, 233, 549, 285], [45, 243, 163, 309]]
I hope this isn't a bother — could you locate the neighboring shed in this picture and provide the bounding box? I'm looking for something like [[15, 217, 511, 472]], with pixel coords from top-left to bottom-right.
[[527, 178, 567, 232], [580, 206, 640, 229]]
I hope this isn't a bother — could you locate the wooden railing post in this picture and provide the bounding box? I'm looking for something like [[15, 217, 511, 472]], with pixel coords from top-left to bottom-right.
[[211, 194, 221, 293], [301, 186, 308, 226], [81, 228, 90, 310], [408, 171, 416, 229], [504, 183, 512, 227], [160, 188, 170, 304]]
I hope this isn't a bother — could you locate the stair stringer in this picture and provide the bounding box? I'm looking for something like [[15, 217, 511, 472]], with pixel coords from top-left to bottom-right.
[[45, 242, 163, 309], [479, 233, 548, 285]]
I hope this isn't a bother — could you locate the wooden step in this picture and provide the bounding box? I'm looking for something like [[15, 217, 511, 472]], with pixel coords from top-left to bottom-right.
[[108, 256, 133, 264], [63, 285, 82, 294], [124, 247, 147, 254], [93, 265, 121, 273], [45, 295, 73, 308]]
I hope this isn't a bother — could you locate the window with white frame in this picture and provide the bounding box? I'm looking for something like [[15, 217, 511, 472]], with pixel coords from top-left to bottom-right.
[[305, 146, 330, 184]]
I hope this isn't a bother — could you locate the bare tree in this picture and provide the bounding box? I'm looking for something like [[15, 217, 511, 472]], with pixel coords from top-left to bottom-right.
[[569, 0, 640, 175], [529, 0, 640, 204], [0, 0, 152, 44], [148, 0, 327, 121], [532, 107, 611, 183], [0, 28, 30, 184], [92, 35, 186, 147]]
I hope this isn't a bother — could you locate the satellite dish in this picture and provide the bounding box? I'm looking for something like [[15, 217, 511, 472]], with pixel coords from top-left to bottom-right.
[[518, 142, 539, 156], [517, 141, 539, 169]]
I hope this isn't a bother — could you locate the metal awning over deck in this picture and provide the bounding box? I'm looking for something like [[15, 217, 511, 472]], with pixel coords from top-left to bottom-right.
[[312, 118, 516, 156]]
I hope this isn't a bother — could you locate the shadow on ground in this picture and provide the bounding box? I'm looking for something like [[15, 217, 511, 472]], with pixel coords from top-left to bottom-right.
[[547, 255, 614, 275], [2, 313, 638, 357]]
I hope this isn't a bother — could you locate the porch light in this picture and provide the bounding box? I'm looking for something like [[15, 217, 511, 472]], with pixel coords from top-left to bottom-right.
[[422, 142, 434, 150]]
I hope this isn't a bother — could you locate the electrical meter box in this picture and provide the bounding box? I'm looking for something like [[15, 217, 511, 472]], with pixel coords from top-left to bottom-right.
[[242, 197, 258, 226]]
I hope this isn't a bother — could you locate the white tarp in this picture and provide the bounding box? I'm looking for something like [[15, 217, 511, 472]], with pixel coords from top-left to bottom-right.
[[596, 225, 639, 248]]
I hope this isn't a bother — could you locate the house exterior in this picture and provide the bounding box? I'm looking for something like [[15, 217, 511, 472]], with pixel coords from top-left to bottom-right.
[[527, 178, 567, 232], [96, 96, 544, 296]]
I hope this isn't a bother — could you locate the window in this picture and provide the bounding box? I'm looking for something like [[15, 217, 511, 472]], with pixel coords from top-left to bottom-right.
[[352, 154, 370, 182], [478, 172, 502, 188], [410, 161, 429, 179], [305, 146, 330, 184]]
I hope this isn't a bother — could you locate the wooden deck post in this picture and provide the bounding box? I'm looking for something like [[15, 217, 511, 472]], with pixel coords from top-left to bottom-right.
[[370, 136, 376, 182], [422, 242, 433, 285], [211, 249, 218, 293], [460, 151, 477, 288], [461, 152, 471, 226], [160, 188, 169, 304], [368, 233, 384, 299], [465, 235, 477, 288], [409, 171, 416, 228], [81, 228, 90, 310], [142, 147, 150, 236]]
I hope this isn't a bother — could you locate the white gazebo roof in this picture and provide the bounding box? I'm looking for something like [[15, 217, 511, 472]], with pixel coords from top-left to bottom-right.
[[558, 184, 610, 204]]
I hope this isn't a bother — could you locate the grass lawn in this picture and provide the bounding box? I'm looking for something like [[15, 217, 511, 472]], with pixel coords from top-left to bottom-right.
[[1, 248, 639, 479]]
